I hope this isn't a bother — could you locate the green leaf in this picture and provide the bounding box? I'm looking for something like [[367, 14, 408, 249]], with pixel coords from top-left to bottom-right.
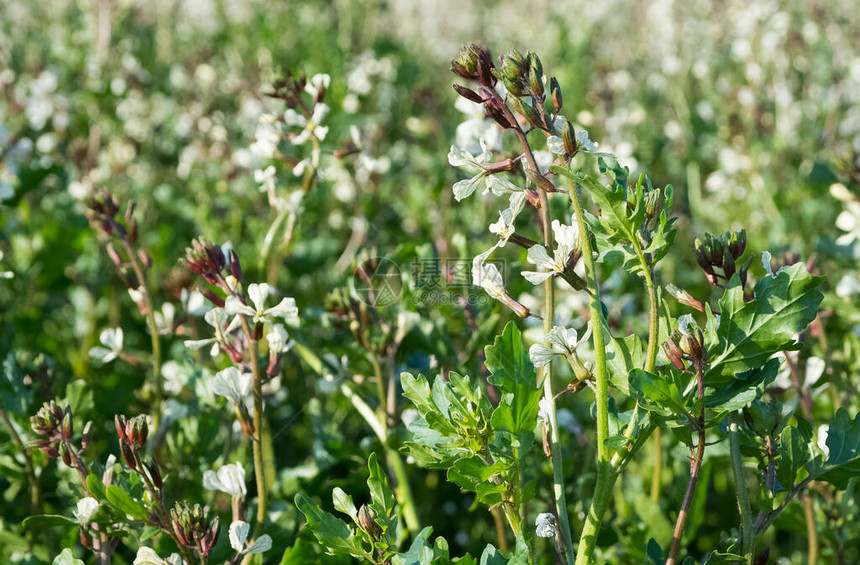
[[332, 487, 357, 522], [485, 322, 541, 434], [367, 452, 397, 522], [646, 538, 665, 565], [777, 426, 812, 488], [705, 358, 779, 412], [705, 264, 823, 387], [817, 409, 860, 488], [52, 549, 84, 565], [295, 493, 369, 559], [22, 514, 78, 529], [0, 354, 31, 416], [629, 369, 692, 423], [86, 473, 106, 501], [105, 485, 146, 521]]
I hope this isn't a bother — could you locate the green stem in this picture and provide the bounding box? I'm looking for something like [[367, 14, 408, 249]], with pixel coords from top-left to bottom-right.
[[729, 412, 754, 564], [566, 178, 614, 565]]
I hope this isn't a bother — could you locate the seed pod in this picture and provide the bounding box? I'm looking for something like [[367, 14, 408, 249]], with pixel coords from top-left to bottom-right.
[[561, 120, 577, 155]]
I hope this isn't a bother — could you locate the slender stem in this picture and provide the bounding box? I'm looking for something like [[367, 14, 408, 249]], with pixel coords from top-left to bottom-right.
[[567, 178, 613, 565], [241, 322, 267, 541], [666, 420, 705, 564], [729, 412, 754, 565], [492, 507, 508, 550], [650, 427, 662, 502], [803, 494, 818, 565], [369, 352, 388, 423], [121, 240, 162, 424]]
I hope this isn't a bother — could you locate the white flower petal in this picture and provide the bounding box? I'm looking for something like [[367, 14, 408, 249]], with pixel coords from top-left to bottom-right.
[[224, 296, 256, 317], [74, 497, 99, 525], [246, 534, 272, 554], [229, 520, 250, 552], [265, 297, 299, 324]]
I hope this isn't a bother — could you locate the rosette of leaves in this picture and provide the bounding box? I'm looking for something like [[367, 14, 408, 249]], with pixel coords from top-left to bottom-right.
[[400, 323, 542, 515], [551, 158, 676, 277]]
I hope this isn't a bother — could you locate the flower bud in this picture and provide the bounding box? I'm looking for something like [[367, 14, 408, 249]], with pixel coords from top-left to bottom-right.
[[61, 406, 73, 440], [529, 65, 543, 97], [115, 414, 128, 442], [137, 249, 152, 269], [228, 250, 242, 280], [144, 459, 163, 489], [549, 77, 562, 111], [106, 243, 123, 266], [561, 120, 577, 155], [508, 96, 543, 129], [120, 440, 137, 470], [645, 189, 663, 219], [452, 84, 483, 104], [727, 229, 746, 260], [357, 505, 381, 537]]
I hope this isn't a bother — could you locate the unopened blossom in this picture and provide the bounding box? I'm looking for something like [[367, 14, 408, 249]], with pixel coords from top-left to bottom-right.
[[210, 367, 253, 405], [535, 512, 557, 538], [229, 520, 272, 555], [448, 139, 520, 201], [74, 497, 99, 525], [89, 328, 124, 363], [529, 325, 591, 368], [225, 283, 299, 325], [203, 462, 246, 498], [522, 219, 580, 284]]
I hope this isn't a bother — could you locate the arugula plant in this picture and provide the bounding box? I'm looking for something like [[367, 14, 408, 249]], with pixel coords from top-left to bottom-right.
[[377, 44, 855, 565]]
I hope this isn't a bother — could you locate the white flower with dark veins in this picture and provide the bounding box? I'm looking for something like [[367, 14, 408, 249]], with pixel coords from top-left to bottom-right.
[[203, 462, 246, 498], [448, 139, 521, 201], [489, 191, 527, 247], [225, 283, 299, 325], [522, 219, 580, 284], [529, 325, 591, 367], [184, 308, 240, 356], [535, 512, 557, 538]]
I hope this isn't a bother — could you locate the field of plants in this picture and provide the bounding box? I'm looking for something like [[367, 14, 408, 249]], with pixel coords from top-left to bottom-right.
[[2, 0, 860, 563]]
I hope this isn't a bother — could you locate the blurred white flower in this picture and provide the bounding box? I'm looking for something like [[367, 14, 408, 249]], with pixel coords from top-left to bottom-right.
[[267, 324, 294, 354], [304, 73, 330, 96], [133, 547, 185, 565], [286, 103, 330, 145], [225, 283, 299, 325], [488, 192, 527, 247], [89, 328, 123, 363], [210, 367, 253, 405], [522, 220, 580, 284], [535, 512, 557, 538], [73, 497, 99, 525], [228, 520, 272, 555], [254, 165, 277, 193], [203, 462, 246, 498]]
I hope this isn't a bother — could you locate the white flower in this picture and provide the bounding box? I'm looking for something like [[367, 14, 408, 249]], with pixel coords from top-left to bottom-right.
[[184, 308, 240, 356], [133, 547, 185, 565], [577, 130, 599, 152], [225, 283, 299, 326], [229, 520, 272, 555], [546, 135, 565, 155], [522, 219, 580, 284], [304, 73, 331, 96], [472, 251, 507, 301], [89, 328, 123, 363], [448, 140, 521, 201], [489, 192, 527, 247], [267, 324, 294, 354], [529, 325, 592, 368], [74, 497, 99, 525], [535, 513, 557, 538], [287, 103, 330, 145], [254, 165, 277, 193], [250, 122, 280, 159], [537, 397, 551, 426], [210, 367, 253, 405], [203, 462, 246, 498]]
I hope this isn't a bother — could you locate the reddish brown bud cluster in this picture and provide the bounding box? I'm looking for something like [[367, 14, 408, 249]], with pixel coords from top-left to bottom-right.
[[662, 323, 707, 372], [183, 238, 227, 286], [115, 414, 148, 470], [31, 401, 90, 472], [694, 230, 748, 288], [170, 501, 220, 556]]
